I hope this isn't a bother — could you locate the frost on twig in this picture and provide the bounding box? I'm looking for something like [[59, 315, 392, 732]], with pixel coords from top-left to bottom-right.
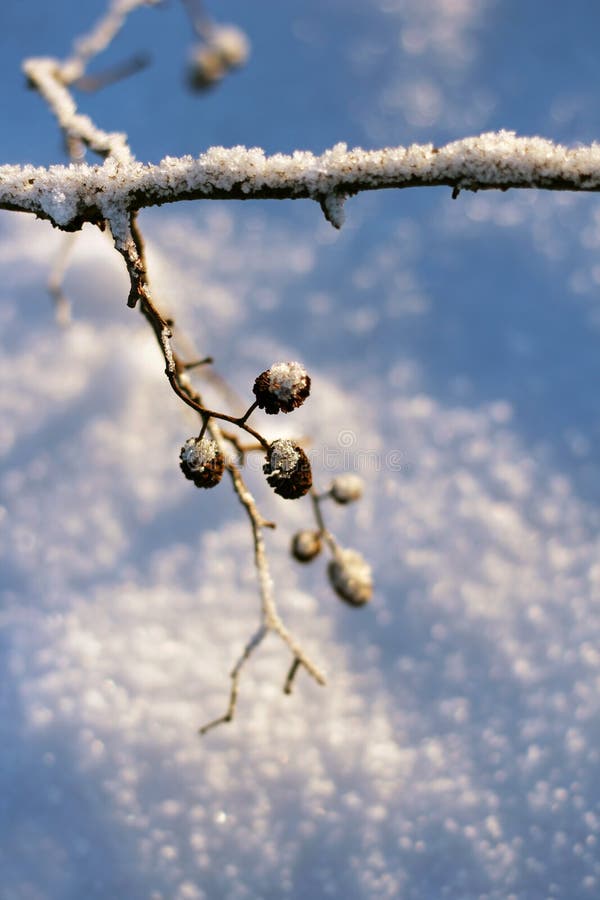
[[5, 132, 600, 232], [23, 58, 133, 165], [25, 0, 155, 316], [62, 0, 159, 83], [320, 192, 347, 229], [198, 462, 326, 735]]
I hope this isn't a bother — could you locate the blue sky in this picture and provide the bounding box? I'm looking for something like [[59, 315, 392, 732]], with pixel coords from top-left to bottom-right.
[[2, 2, 600, 898]]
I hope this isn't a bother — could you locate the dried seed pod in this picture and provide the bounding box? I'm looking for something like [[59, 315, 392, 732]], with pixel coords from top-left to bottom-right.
[[327, 548, 373, 607], [253, 361, 311, 415], [211, 25, 250, 68], [263, 439, 312, 499], [187, 45, 226, 91], [291, 530, 322, 563], [187, 25, 249, 92], [179, 436, 224, 489], [330, 474, 364, 505]]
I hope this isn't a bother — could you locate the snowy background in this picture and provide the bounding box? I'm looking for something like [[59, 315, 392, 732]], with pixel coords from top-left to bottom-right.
[[2, 1, 600, 898]]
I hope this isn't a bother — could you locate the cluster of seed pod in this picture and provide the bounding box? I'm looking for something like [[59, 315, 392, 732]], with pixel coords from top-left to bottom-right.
[[255, 361, 313, 498], [188, 24, 250, 91], [291, 474, 373, 607], [178, 360, 372, 607], [179, 361, 313, 498], [179, 435, 224, 488]]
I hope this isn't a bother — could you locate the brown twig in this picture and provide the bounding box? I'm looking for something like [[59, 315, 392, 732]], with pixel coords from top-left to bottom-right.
[[283, 658, 301, 695], [310, 488, 338, 553], [119, 214, 326, 732]]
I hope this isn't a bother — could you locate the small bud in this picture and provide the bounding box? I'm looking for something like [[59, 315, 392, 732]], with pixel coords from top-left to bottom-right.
[[179, 436, 224, 489], [327, 548, 373, 607], [330, 474, 364, 505], [253, 361, 311, 415], [187, 26, 250, 92], [187, 45, 226, 91], [211, 25, 250, 69], [263, 439, 312, 499], [291, 530, 322, 563]]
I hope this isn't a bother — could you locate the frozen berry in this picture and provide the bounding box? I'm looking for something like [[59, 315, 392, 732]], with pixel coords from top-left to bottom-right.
[[253, 361, 311, 415], [263, 439, 312, 499]]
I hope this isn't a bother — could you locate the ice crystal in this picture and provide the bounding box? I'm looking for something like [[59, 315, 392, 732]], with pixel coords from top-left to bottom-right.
[[268, 362, 309, 402], [268, 439, 300, 474], [181, 437, 218, 471]]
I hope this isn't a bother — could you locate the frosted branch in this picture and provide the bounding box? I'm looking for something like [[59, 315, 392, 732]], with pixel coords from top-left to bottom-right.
[[24, 58, 133, 164], [62, 0, 158, 82], [22, 0, 155, 165], [5, 132, 600, 232]]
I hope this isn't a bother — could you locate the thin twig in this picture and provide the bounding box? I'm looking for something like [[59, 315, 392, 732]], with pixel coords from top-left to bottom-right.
[[115, 219, 271, 447], [114, 211, 325, 731], [181, 0, 212, 41], [219, 430, 265, 461], [48, 233, 77, 326], [24, 58, 133, 163], [62, 0, 157, 82], [198, 624, 268, 735], [182, 356, 213, 370], [226, 462, 326, 689], [74, 53, 150, 92], [283, 658, 301, 695], [310, 488, 338, 553]]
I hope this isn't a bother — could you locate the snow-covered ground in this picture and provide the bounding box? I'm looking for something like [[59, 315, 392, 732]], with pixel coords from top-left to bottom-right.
[[3, 1, 600, 898]]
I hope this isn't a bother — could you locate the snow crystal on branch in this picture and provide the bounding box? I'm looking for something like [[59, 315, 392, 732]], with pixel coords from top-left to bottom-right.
[[267, 362, 309, 401], [181, 437, 218, 471], [269, 440, 301, 474], [4, 132, 600, 232], [23, 58, 133, 166]]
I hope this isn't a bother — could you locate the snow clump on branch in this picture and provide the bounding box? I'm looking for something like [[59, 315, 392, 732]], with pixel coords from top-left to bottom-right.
[[330, 474, 364, 504], [188, 25, 250, 91], [264, 439, 312, 499], [179, 436, 224, 489], [253, 361, 311, 414]]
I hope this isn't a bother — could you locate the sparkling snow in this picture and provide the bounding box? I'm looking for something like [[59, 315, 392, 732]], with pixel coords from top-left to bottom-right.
[[268, 439, 301, 474], [3, 0, 600, 897], [267, 361, 309, 402], [2, 186, 600, 896]]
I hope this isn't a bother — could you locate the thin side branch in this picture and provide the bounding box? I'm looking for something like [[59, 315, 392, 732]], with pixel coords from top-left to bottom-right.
[[113, 211, 325, 732], [226, 463, 326, 687], [4, 132, 600, 232], [113, 215, 269, 445], [23, 58, 133, 164], [198, 624, 268, 736], [62, 0, 158, 82]]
